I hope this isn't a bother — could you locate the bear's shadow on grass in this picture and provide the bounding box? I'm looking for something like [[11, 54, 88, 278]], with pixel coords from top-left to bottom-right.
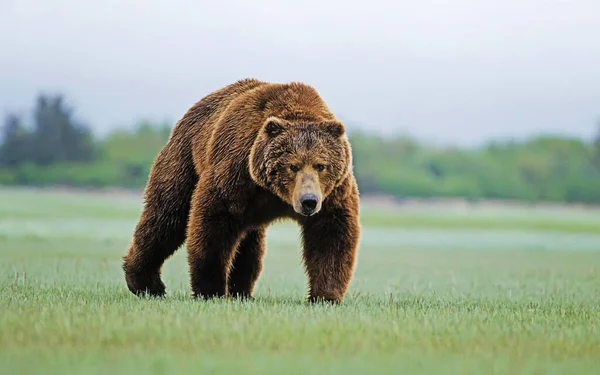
[[130, 291, 368, 308], [112, 285, 464, 310], [117, 287, 500, 313]]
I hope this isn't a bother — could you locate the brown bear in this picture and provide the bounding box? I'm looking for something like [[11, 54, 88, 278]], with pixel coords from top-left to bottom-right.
[[122, 78, 361, 303]]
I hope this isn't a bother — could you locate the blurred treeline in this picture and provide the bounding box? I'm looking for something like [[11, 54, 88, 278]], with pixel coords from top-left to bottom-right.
[[2, 94, 600, 204]]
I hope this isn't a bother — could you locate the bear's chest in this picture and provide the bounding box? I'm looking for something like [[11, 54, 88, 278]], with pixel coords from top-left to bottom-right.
[[228, 188, 293, 227]]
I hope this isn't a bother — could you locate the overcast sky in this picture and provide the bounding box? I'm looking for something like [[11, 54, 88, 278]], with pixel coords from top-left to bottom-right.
[[1, 0, 599, 146]]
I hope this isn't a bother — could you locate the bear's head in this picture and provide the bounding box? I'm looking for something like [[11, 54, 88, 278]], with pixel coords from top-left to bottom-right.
[[249, 116, 352, 216]]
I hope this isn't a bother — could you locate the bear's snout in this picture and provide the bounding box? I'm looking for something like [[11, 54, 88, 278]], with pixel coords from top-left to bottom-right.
[[300, 194, 319, 215], [292, 171, 323, 216]]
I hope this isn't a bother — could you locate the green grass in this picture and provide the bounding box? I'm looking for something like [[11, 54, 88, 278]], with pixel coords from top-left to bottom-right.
[[1, 187, 599, 374]]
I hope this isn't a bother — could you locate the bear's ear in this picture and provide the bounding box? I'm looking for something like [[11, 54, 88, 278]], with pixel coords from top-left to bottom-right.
[[324, 121, 345, 138], [264, 118, 286, 137]]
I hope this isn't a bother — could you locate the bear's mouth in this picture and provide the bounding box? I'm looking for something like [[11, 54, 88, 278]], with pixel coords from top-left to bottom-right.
[[293, 204, 321, 217]]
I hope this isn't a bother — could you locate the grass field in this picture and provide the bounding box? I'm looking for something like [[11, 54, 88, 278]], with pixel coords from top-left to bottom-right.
[[1, 187, 599, 374]]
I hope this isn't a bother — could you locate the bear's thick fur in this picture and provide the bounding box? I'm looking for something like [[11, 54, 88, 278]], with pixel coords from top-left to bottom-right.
[[122, 78, 360, 303]]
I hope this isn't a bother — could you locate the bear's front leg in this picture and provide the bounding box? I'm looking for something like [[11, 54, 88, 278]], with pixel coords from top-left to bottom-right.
[[186, 185, 243, 299], [301, 202, 360, 304]]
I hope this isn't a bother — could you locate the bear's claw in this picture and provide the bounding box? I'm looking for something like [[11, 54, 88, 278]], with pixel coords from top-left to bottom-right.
[[124, 270, 166, 298]]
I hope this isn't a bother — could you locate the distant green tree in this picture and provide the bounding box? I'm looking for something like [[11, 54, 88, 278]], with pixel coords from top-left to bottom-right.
[[0, 114, 32, 167], [594, 119, 600, 171], [30, 94, 96, 165]]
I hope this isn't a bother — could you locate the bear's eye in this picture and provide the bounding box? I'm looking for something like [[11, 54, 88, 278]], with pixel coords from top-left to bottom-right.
[[314, 164, 326, 172], [289, 165, 300, 173]]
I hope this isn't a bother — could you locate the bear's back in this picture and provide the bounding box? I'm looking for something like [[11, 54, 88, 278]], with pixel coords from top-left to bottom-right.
[[177, 79, 335, 176], [181, 79, 269, 170]]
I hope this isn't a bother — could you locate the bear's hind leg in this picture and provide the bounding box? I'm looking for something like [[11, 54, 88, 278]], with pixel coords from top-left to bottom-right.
[[123, 141, 197, 297], [228, 228, 266, 299]]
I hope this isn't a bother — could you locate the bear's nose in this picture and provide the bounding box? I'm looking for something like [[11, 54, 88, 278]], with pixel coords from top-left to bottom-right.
[[300, 194, 318, 214]]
